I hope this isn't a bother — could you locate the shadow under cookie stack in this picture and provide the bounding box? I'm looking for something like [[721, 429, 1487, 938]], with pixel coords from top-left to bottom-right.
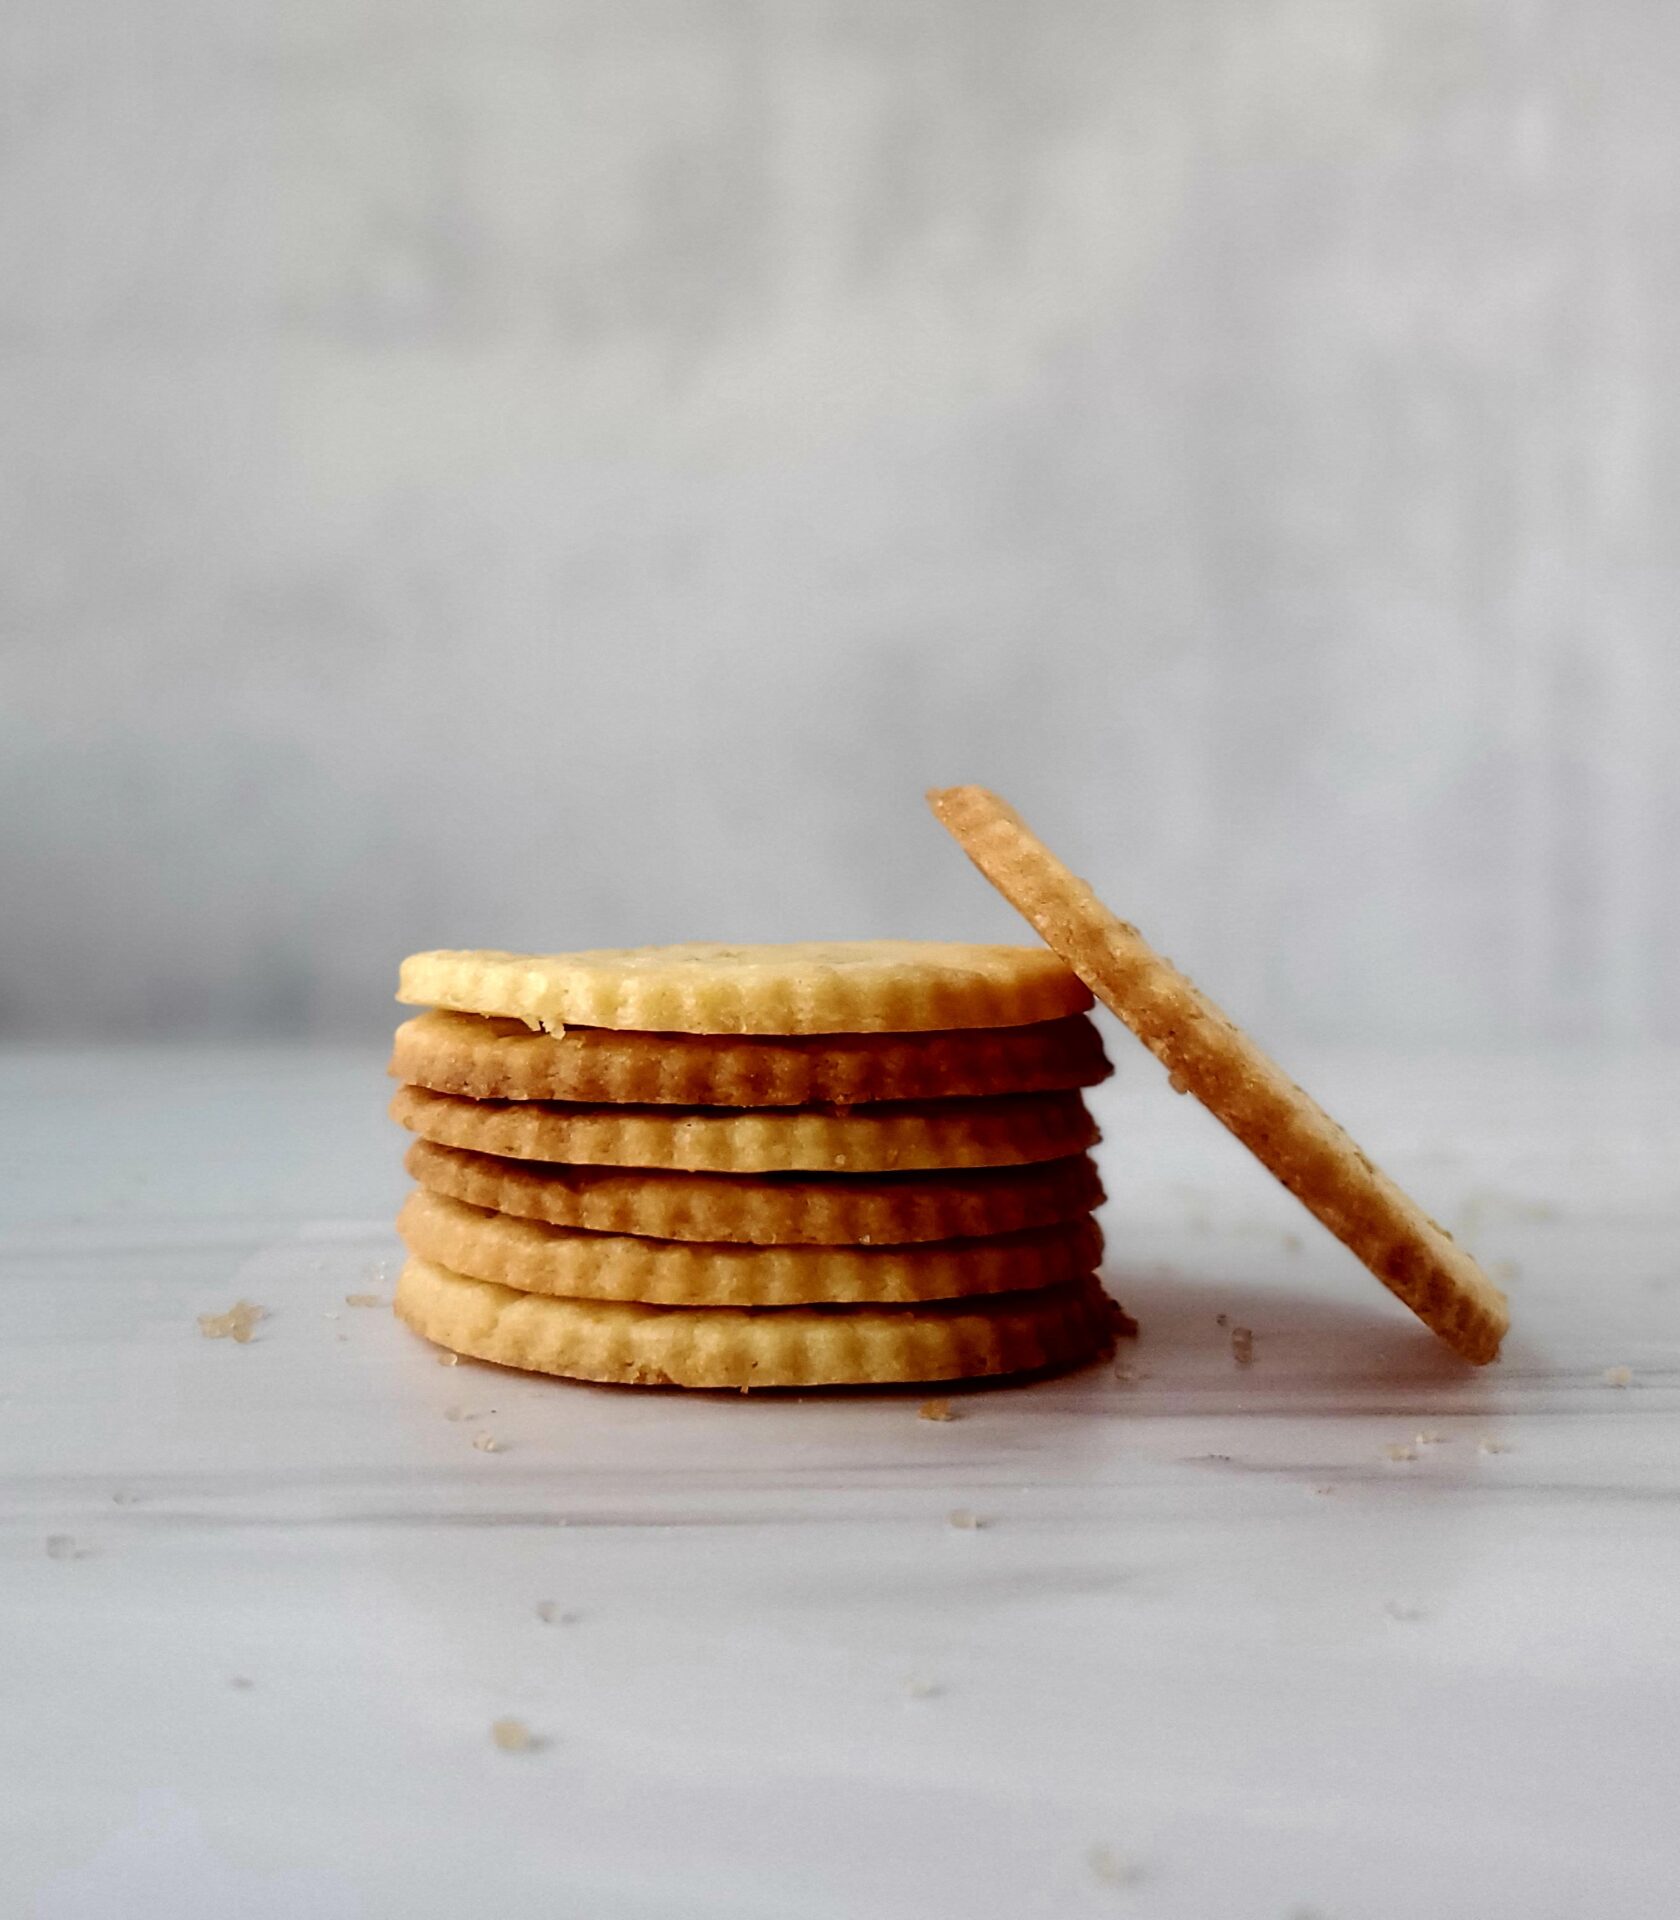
[[388, 943, 1120, 1391]]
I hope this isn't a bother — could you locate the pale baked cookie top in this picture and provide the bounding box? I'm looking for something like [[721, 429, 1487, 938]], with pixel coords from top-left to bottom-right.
[[397, 942, 1092, 1035]]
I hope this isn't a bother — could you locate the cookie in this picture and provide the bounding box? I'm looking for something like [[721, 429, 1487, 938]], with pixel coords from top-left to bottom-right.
[[928, 785, 1509, 1364], [394, 1255, 1117, 1388], [406, 1138, 1106, 1245], [390, 1009, 1112, 1107], [398, 1187, 1105, 1306], [396, 942, 1091, 1035], [389, 1082, 1099, 1174]]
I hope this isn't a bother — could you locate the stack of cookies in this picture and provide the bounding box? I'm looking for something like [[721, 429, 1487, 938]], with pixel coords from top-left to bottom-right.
[[387, 943, 1122, 1390]]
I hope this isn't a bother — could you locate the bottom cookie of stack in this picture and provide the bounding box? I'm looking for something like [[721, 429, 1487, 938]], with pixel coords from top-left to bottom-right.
[[395, 1254, 1119, 1390]]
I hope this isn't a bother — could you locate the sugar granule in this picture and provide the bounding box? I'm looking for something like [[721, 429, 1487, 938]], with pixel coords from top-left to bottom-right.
[[1087, 1845, 1145, 1886], [197, 1300, 267, 1343]]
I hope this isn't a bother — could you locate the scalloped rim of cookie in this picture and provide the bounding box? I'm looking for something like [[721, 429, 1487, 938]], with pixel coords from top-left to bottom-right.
[[389, 1082, 1099, 1173], [396, 941, 1093, 1035], [389, 1009, 1113, 1107], [927, 784, 1510, 1365], [394, 1255, 1118, 1388], [406, 1137, 1107, 1245], [398, 1188, 1106, 1306]]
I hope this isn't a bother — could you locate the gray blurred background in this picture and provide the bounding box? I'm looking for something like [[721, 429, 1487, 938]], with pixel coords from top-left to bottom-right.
[[3, 0, 1675, 1048]]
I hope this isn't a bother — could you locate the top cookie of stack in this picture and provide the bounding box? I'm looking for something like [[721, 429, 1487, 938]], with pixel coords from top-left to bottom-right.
[[387, 943, 1120, 1389]]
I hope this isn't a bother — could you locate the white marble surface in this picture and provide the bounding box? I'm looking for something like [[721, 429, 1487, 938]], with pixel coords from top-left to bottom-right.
[[3, 1044, 1678, 1920]]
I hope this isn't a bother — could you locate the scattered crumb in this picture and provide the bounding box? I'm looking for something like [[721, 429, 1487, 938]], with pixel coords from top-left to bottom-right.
[[1385, 1600, 1426, 1623], [111, 1489, 142, 1506], [1478, 1438, 1513, 1455], [904, 1677, 943, 1700], [1414, 1431, 1445, 1446], [1230, 1325, 1254, 1368], [471, 1432, 503, 1453], [1383, 1443, 1417, 1463], [1282, 1233, 1303, 1255], [946, 1508, 982, 1531], [45, 1535, 94, 1560], [1215, 1312, 1228, 1328], [535, 1602, 580, 1626], [197, 1300, 267, 1343], [1113, 1364, 1140, 1383], [1312, 1484, 1336, 1496], [444, 1405, 494, 1423], [490, 1717, 539, 1753], [1195, 1452, 1232, 1463], [918, 1398, 955, 1422], [436, 1350, 461, 1366], [1167, 1071, 1190, 1095], [1602, 1365, 1633, 1388], [229, 1675, 254, 1690], [1087, 1845, 1145, 1887], [344, 1293, 386, 1309]]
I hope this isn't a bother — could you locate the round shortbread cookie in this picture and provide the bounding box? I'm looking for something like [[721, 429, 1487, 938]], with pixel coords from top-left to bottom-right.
[[398, 1188, 1106, 1306], [394, 1256, 1117, 1388], [390, 1010, 1112, 1107], [390, 1082, 1099, 1174], [929, 785, 1511, 1364], [396, 942, 1091, 1035], [406, 1138, 1106, 1246]]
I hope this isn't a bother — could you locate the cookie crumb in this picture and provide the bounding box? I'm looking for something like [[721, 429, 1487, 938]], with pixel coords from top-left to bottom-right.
[[1282, 1232, 1303, 1255], [45, 1535, 93, 1560], [1087, 1844, 1145, 1886], [1478, 1437, 1513, 1455], [918, 1398, 955, 1422], [947, 1508, 982, 1531], [436, 1350, 461, 1366], [472, 1432, 503, 1453], [1230, 1325, 1254, 1367], [490, 1717, 538, 1753], [1312, 1484, 1336, 1496], [535, 1601, 579, 1626], [345, 1293, 386, 1309], [1215, 1312, 1228, 1328], [1602, 1365, 1633, 1388], [1383, 1443, 1417, 1463], [1385, 1600, 1426, 1622], [904, 1677, 942, 1700], [197, 1300, 267, 1343], [1414, 1430, 1445, 1446]]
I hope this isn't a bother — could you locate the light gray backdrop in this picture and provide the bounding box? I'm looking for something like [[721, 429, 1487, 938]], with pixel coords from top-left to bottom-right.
[[3, 0, 1676, 1046]]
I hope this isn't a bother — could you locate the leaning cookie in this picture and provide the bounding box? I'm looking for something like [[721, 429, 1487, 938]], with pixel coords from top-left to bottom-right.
[[929, 785, 1509, 1365]]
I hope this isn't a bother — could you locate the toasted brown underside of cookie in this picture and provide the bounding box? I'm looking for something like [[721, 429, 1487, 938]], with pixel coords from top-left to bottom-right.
[[389, 1009, 1113, 1107], [389, 1081, 1099, 1173], [398, 1187, 1105, 1306], [405, 1137, 1106, 1246], [394, 1255, 1118, 1387], [928, 785, 1509, 1365], [396, 941, 1092, 1035]]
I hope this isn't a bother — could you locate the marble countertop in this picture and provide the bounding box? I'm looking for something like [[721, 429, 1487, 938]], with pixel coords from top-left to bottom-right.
[[2, 1043, 1677, 1920]]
